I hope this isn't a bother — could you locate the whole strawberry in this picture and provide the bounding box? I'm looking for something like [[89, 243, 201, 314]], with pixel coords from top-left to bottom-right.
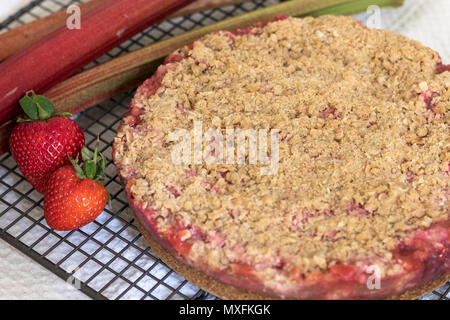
[[9, 91, 84, 193], [44, 145, 108, 231]]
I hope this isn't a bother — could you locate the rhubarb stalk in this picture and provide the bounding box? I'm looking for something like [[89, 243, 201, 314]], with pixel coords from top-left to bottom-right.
[[0, 0, 105, 63], [0, 0, 196, 126], [307, 0, 404, 16], [0, 0, 250, 63]]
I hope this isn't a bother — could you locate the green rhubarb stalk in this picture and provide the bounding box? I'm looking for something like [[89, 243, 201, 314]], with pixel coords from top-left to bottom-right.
[[44, 0, 403, 116], [306, 0, 404, 17]]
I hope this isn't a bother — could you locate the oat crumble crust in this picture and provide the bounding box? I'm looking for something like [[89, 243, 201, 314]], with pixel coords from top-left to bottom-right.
[[113, 16, 449, 298]]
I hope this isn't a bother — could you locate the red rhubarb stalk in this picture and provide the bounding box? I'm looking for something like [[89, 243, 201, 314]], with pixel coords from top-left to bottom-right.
[[0, 0, 195, 127], [0, 0, 105, 62]]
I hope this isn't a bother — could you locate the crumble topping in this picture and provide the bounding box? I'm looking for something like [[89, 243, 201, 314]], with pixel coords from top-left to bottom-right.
[[114, 16, 449, 277]]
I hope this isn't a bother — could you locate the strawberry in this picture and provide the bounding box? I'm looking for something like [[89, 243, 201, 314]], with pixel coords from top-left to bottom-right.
[[44, 144, 108, 231], [9, 91, 84, 193]]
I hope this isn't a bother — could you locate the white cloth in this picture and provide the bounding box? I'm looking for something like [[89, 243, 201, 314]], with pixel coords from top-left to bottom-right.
[[0, 239, 89, 299], [0, 0, 31, 21]]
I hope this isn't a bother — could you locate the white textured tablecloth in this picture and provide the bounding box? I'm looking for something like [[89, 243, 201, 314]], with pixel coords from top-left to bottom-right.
[[0, 0, 448, 300], [0, 239, 89, 299]]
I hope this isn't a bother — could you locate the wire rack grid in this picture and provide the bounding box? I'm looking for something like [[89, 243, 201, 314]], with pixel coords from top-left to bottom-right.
[[0, 0, 448, 301]]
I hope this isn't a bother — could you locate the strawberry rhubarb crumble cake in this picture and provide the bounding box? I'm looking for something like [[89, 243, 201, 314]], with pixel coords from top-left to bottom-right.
[[113, 16, 449, 299]]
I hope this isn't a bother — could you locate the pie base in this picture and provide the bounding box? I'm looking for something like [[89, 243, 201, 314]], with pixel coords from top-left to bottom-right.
[[134, 211, 449, 300]]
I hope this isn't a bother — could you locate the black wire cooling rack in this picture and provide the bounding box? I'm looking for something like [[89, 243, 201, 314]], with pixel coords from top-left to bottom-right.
[[0, 0, 448, 300]]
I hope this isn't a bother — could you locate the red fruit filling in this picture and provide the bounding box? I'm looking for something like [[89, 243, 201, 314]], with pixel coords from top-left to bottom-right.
[[421, 89, 440, 111], [436, 61, 450, 74]]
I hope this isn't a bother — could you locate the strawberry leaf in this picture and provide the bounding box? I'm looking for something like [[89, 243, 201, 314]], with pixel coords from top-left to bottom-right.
[[70, 156, 86, 179], [84, 161, 97, 180], [18, 92, 60, 121], [36, 104, 51, 120], [96, 154, 106, 182], [93, 143, 98, 164], [33, 95, 55, 116], [70, 138, 106, 182], [19, 95, 38, 120], [55, 112, 73, 117], [16, 117, 34, 123], [81, 147, 90, 162], [99, 154, 106, 175], [74, 165, 86, 179]]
